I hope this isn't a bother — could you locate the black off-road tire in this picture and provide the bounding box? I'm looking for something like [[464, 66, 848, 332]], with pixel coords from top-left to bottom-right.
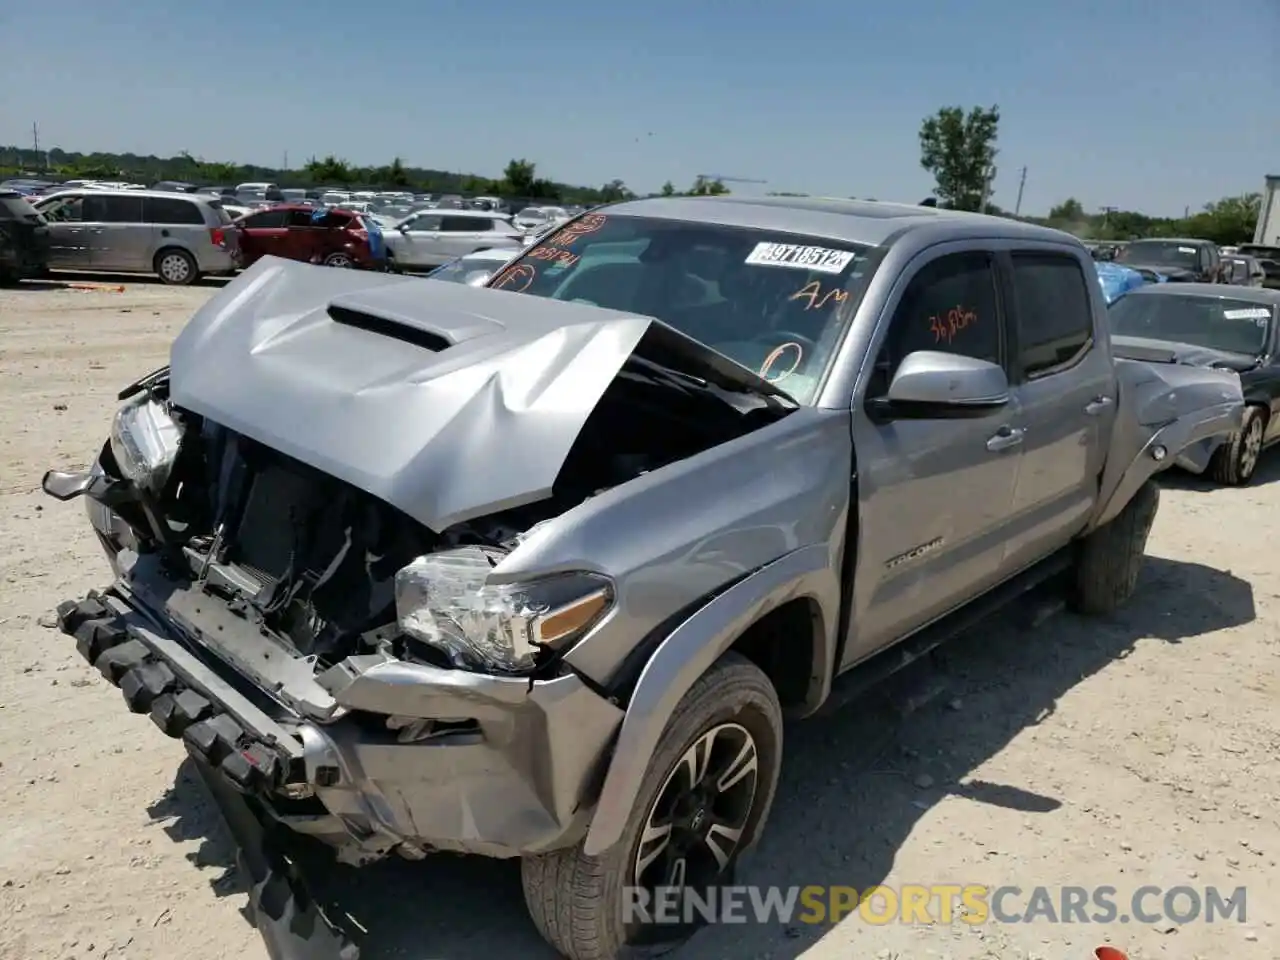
[[520, 652, 783, 960], [1207, 406, 1267, 486], [1071, 479, 1160, 616]]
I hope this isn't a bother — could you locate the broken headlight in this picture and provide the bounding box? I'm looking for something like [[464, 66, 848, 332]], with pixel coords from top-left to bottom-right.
[[109, 393, 183, 494], [393, 545, 613, 674]]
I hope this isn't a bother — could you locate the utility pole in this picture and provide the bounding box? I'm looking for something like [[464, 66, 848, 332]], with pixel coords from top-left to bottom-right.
[[979, 164, 997, 213], [1013, 166, 1027, 217], [282, 150, 289, 171], [31, 122, 39, 170]]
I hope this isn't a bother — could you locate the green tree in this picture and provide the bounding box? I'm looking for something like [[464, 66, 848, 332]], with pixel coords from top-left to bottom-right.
[[1048, 198, 1085, 222], [688, 175, 729, 196], [503, 158, 538, 196], [660, 181, 676, 197], [1182, 193, 1261, 245], [598, 179, 633, 203], [305, 155, 354, 184], [384, 157, 411, 188], [918, 105, 1000, 212]]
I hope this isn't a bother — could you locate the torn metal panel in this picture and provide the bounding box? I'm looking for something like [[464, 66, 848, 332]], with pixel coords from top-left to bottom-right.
[[168, 257, 791, 533]]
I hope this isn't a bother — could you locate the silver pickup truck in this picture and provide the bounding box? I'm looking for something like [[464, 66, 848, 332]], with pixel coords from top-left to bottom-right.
[[44, 197, 1243, 960]]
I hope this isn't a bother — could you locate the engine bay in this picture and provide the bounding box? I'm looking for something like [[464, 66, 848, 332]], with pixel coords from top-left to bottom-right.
[[103, 352, 792, 691]]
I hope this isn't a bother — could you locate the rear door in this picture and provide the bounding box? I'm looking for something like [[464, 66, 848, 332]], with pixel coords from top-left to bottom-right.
[[235, 209, 290, 265], [438, 215, 494, 259], [89, 194, 147, 271], [284, 208, 323, 261], [1000, 248, 1113, 572]]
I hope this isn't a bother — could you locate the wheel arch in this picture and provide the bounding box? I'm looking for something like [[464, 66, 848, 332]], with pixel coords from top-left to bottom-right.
[[581, 543, 840, 856]]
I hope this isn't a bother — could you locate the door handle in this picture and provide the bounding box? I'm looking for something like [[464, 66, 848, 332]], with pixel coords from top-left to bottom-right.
[[1084, 396, 1114, 415], [986, 426, 1025, 452]]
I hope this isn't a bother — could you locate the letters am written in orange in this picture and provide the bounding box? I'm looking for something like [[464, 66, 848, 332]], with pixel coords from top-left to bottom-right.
[[789, 280, 849, 311], [930, 306, 978, 345]]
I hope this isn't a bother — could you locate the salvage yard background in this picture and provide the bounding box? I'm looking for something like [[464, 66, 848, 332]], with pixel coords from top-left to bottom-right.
[[0, 277, 1276, 960]]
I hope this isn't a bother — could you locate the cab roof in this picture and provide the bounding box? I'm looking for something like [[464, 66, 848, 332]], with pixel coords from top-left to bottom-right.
[[601, 195, 1078, 249]]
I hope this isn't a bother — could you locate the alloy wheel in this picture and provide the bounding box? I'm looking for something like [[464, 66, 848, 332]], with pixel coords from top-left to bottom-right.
[[160, 253, 191, 283], [1239, 417, 1264, 478], [633, 722, 759, 897]]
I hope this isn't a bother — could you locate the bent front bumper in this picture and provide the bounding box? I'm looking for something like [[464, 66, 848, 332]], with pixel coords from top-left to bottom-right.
[[55, 580, 623, 863]]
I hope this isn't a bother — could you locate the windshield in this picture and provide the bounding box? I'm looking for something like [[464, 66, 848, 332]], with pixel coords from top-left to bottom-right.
[[489, 213, 874, 403], [1115, 241, 1200, 270], [1110, 294, 1273, 354], [517, 207, 546, 220]]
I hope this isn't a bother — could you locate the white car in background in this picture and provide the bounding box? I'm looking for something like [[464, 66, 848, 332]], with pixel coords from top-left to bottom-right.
[[384, 209, 525, 271], [513, 205, 569, 232], [425, 246, 519, 286]]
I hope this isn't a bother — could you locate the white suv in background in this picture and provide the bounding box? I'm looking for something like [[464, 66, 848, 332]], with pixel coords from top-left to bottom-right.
[[384, 210, 525, 271]]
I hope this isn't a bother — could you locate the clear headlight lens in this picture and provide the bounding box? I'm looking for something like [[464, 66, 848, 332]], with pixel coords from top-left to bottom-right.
[[109, 394, 183, 494], [394, 545, 613, 674]]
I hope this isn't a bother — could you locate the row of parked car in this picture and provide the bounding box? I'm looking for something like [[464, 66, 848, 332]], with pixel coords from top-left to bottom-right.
[[1088, 237, 1280, 289], [0, 183, 572, 285]]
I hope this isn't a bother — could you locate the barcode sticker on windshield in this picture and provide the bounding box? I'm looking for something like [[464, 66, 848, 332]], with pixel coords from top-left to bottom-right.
[[1223, 308, 1272, 320], [745, 242, 855, 274], [1177, 246, 1197, 253]]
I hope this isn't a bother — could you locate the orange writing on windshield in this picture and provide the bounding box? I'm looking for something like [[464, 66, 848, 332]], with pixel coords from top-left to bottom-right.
[[527, 246, 580, 268], [493, 262, 536, 293], [930, 306, 978, 344], [549, 213, 607, 248], [789, 280, 848, 311]]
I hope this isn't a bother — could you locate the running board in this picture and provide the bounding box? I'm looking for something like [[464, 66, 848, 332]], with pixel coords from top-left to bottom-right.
[[818, 550, 1074, 717]]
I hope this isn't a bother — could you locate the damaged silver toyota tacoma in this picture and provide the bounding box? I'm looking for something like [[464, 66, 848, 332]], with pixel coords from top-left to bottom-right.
[[45, 197, 1244, 959]]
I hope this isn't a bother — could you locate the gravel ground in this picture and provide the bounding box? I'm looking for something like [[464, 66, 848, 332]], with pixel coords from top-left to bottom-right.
[[0, 277, 1276, 960]]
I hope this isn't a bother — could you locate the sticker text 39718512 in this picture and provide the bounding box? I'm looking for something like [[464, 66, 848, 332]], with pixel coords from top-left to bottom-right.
[[745, 242, 855, 274]]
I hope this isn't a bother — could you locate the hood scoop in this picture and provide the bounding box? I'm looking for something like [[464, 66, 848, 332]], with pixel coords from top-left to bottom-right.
[[326, 303, 452, 353]]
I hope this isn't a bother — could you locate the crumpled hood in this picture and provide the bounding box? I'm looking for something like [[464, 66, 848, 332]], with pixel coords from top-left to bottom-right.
[[169, 256, 787, 532], [1112, 335, 1260, 373]]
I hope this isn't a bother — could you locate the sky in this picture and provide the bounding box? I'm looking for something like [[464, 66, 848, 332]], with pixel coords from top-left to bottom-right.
[[1, 0, 1276, 217]]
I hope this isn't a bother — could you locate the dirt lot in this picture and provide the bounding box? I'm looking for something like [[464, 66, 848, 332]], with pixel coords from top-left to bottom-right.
[[0, 278, 1276, 960]]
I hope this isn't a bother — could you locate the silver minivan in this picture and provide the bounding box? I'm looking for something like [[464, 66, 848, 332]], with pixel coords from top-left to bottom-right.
[[33, 189, 238, 285]]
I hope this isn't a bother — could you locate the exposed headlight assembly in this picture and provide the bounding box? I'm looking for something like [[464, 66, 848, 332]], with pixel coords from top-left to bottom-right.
[[394, 545, 613, 674], [109, 393, 183, 494]]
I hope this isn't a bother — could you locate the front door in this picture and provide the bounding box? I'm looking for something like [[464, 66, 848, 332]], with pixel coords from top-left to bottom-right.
[[398, 214, 443, 268], [235, 209, 290, 265], [37, 195, 91, 269], [846, 247, 1023, 664], [999, 249, 1114, 573]]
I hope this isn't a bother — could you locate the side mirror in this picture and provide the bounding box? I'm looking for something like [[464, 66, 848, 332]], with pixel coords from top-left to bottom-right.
[[867, 351, 1009, 421], [397, 223, 410, 233]]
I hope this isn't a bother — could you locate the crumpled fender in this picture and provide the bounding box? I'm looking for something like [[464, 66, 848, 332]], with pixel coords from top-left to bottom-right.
[[1085, 358, 1243, 532], [582, 543, 839, 856]]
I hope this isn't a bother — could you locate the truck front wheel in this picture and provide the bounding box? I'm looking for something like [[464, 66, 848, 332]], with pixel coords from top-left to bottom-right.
[[521, 652, 783, 960], [1071, 479, 1160, 616]]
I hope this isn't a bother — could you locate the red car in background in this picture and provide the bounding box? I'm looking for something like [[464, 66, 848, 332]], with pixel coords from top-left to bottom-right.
[[233, 205, 387, 270]]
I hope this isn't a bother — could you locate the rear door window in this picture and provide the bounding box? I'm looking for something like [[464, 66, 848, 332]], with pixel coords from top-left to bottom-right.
[[142, 196, 205, 225], [86, 194, 144, 223], [1009, 253, 1094, 378], [440, 216, 490, 232]]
